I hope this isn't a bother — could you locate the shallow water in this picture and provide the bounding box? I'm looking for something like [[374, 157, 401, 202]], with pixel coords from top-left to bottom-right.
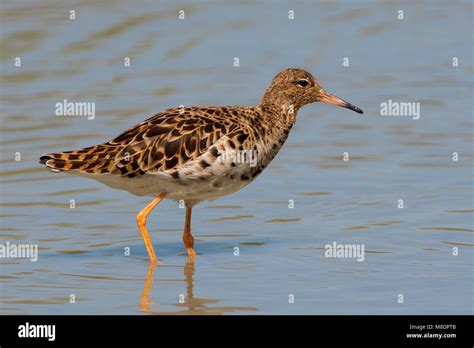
[[0, 0, 473, 314]]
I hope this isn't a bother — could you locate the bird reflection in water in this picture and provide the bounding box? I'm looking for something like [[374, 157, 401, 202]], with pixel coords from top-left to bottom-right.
[[139, 261, 157, 313], [139, 257, 256, 314]]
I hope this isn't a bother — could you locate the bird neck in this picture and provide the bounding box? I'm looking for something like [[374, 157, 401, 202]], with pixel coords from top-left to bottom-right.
[[259, 87, 300, 127], [259, 100, 298, 128]]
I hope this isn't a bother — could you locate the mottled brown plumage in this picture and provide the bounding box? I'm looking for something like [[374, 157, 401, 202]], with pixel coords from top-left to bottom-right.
[[39, 68, 363, 262], [40, 106, 260, 180]]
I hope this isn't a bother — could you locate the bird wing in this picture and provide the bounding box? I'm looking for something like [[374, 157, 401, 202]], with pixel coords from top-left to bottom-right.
[[40, 107, 252, 178]]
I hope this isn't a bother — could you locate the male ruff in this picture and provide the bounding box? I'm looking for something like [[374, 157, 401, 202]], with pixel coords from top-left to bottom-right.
[[40, 68, 364, 263]]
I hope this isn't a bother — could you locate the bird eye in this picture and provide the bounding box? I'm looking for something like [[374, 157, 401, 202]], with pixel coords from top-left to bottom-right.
[[297, 79, 310, 88]]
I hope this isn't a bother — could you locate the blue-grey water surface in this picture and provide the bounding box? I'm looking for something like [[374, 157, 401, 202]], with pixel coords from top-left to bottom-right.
[[0, 0, 473, 314]]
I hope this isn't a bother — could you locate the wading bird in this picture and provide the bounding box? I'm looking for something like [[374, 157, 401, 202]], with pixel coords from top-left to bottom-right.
[[40, 68, 363, 263]]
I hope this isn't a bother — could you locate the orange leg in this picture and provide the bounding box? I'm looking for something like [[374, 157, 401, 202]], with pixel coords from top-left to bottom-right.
[[136, 193, 167, 263], [183, 206, 196, 260]]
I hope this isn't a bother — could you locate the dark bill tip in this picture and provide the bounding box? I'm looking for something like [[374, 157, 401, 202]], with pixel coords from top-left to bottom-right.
[[344, 102, 364, 114], [320, 90, 364, 114]]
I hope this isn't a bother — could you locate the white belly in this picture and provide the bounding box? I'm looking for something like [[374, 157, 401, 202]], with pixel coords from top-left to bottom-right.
[[77, 170, 252, 204]]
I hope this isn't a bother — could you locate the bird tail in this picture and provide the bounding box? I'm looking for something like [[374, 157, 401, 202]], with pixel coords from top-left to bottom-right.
[[39, 144, 115, 174]]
